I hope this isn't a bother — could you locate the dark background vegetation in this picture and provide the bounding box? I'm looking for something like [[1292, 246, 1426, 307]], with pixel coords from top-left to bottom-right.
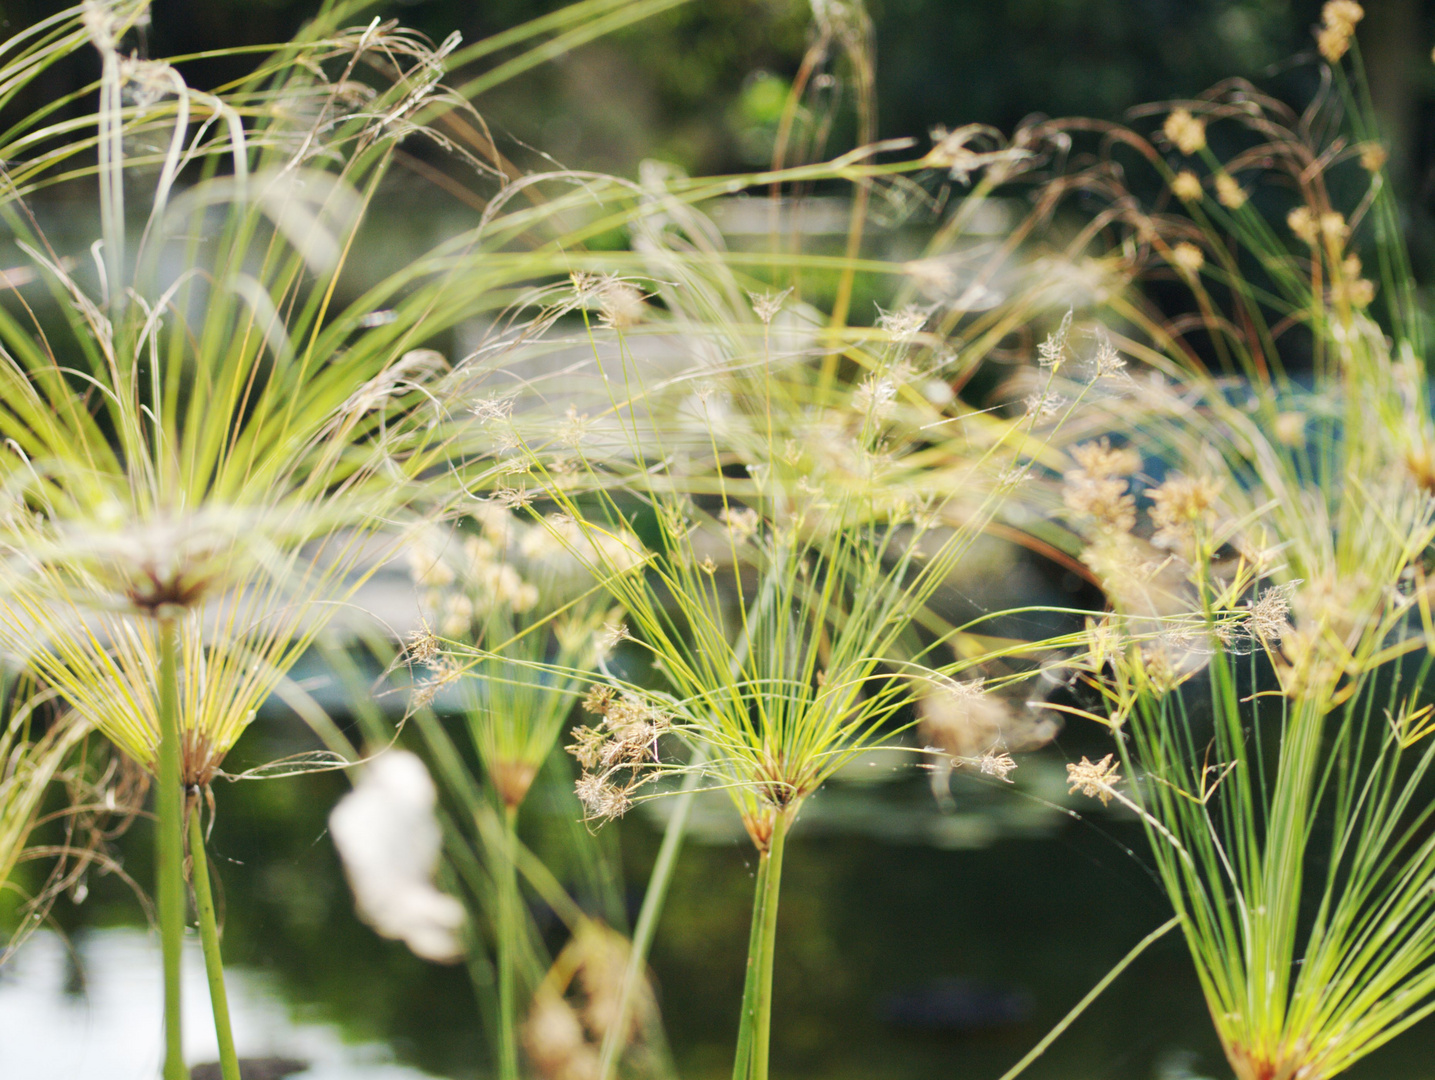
[[7, 0, 1435, 278], [9, 0, 1435, 273], [6, 0, 1435, 184]]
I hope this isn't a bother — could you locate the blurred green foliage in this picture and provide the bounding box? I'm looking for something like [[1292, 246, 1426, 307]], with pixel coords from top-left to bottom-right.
[[7, 0, 1432, 180]]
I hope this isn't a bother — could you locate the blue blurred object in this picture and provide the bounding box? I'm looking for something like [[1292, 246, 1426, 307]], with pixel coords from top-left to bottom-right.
[[878, 976, 1034, 1031]]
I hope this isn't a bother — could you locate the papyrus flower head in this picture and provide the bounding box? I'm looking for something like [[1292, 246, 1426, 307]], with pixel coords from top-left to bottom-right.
[[1318, 1, 1363, 62], [1066, 753, 1121, 806], [1163, 109, 1207, 155]]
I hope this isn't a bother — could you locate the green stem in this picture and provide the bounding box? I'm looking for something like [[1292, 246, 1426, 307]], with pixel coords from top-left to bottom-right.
[[156, 616, 186, 1080], [732, 811, 790, 1080], [730, 847, 770, 1080], [751, 813, 788, 1080], [188, 803, 241, 1080], [496, 803, 521, 1080], [597, 746, 709, 1080], [996, 916, 1179, 1080]]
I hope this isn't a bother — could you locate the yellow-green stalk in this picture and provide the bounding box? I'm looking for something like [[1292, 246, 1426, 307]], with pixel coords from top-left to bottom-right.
[[1042, 17, 1435, 1077]]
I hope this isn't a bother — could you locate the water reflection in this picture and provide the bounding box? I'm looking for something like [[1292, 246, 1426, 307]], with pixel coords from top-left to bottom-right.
[[0, 930, 441, 1079], [7, 728, 1435, 1079]]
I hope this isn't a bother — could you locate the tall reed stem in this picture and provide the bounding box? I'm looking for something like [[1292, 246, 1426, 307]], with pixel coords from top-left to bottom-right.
[[730, 848, 770, 1080], [188, 802, 241, 1080], [596, 746, 709, 1080], [156, 616, 186, 1080], [731, 810, 790, 1080], [496, 803, 521, 1080]]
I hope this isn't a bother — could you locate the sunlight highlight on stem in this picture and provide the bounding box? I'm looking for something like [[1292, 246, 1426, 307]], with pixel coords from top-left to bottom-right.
[[188, 804, 240, 1080]]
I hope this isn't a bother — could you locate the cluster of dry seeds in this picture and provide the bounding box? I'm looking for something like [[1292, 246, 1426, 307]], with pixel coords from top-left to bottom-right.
[[567, 687, 674, 820]]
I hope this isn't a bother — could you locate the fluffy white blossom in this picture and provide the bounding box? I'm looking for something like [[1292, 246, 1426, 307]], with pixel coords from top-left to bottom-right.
[[330, 751, 465, 962]]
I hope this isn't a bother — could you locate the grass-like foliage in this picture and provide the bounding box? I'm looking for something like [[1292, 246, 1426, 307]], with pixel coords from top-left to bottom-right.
[[398, 508, 627, 1080], [14, 3, 1435, 1080], [0, 683, 88, 957], [1046, 7, 1435, 1077], [462, 173, 1105, 1075], [0, 1, 716, 1076]]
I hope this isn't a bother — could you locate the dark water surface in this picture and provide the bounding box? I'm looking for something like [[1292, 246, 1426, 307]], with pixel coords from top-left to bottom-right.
[[6, 714, 1435, 1080]]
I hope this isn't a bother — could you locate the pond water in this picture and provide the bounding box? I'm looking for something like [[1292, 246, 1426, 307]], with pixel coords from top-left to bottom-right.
[[6, 712, 1435, 1080], [0, 930, 438, 1079]]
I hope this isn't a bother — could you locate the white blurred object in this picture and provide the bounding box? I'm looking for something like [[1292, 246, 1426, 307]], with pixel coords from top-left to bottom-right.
[[0, 930, 438, 1080], [329, 750, 465, 962]]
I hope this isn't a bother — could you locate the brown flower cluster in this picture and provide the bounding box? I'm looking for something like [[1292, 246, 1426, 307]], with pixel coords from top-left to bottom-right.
[[1066, 754, 1122, 807], [410, 656, 462, 711], [1317, 1, 1363, 64], [1149, 473, 1224, 553], [1063, 440, 1141, 535], [571, 271, 648, 330], [523, 923, 656, 1080], [1245, 584, 1295, 643], [567, 687, 673, 820]]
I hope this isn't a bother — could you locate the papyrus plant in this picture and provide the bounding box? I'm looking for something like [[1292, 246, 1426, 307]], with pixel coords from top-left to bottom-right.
[[0, 685, 88, 960], [1044, 8, 1435, 1077], [0, 0, 715, 1074], [399, 506, 635, 1080], [479, 185, 1099, 1077]]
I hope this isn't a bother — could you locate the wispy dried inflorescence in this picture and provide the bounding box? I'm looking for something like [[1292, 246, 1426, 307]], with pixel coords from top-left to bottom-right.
[[1317, 0, 1364, 63], [1066, 753, 1122, 807], [1038, 310, 1074, 370], [1163, 108, 1207, 155], [567, 689, 672, 820], [1149, 473, 1223, 553], [597, 281, 648, 330], [854, 370, 901, 420], [598, 622, 632, 655], [1091, 333, 1127, 380], [748, 287, 793, 326], [405, 623, 444, 668], [471, 395, 516, 424], [1063, 440, 1141, 535], [573, 772, 633, 820], [877, 305, 929, 344], [1024, 391, 1068, 423], [1246, 583, 1295, 642], [571, 272, 649, 330], [978, 751, 1018, 781], [410, 657, 463, 712]]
